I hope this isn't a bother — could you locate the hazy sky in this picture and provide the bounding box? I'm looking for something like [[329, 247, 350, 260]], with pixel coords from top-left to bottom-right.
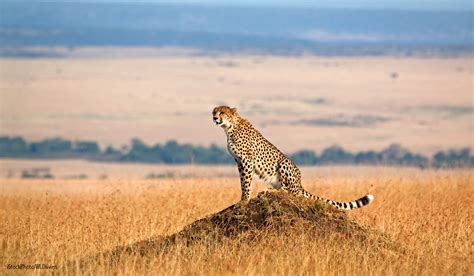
[[24, 0, 472, 11]]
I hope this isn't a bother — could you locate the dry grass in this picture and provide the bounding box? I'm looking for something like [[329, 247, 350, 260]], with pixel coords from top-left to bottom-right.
[[0, 168, 472, 274]]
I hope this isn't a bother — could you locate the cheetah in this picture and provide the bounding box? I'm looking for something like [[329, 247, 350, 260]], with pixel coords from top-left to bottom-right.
[[212, 106, 374, 210]]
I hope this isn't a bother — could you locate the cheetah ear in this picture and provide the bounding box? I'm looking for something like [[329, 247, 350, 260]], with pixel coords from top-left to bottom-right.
[[231, 107, 238, 115]]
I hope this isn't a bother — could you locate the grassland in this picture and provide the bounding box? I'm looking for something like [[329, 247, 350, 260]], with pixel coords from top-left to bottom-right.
[[0, 167, 472, 274], [1, 56, 472, 155]]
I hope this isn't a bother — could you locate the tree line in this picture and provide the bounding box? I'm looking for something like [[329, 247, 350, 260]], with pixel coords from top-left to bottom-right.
[[0, 136, 472, 168]]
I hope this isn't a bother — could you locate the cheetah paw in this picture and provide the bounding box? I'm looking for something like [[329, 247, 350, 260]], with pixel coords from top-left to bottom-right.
[[258, 188, 276, 198]]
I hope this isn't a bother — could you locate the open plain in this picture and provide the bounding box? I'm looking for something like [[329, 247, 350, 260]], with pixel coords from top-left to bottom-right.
[[1, 54, 472, 155], [0, 167, 472, 274]]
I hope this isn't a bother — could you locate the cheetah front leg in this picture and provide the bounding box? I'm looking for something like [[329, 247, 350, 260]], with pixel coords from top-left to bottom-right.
[[237, 160, 254, 201]]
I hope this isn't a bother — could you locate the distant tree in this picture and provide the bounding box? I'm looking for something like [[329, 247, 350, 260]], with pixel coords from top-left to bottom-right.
[[119, 139, 233, 164], [96, 145, 122, 161], [290, 150, 318, 165], [121, 138, 161, 163], [433, 151, 447, 168], [400, 152, 429, 168], [319, 145, 354, 164], [74, 141, 100, 154], [104, 145, 120, 155], [432, 148, 471, 168], [203, 144, 233, 164], [355, 151, 380, 165], [379, 144, 409, 165], [29, 138, 72, 156], [1, 135, 472, 168], [0, 136, 28, 156], [162, 140, 193, 164]]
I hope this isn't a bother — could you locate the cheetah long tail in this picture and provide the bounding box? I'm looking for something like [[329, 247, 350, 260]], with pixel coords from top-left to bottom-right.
[[305, 191, 374, 210]]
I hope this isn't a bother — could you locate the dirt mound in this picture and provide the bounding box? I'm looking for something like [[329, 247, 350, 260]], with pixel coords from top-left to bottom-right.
[[75, 191, 394, 270], [170, 190, 370, 242]]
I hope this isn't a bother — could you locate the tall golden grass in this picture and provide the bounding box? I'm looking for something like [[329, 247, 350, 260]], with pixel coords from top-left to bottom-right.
[[0, 168, 472, 274]]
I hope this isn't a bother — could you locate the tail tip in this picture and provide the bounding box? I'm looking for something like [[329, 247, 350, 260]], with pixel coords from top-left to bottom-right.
[[366, 194, 374, 203]]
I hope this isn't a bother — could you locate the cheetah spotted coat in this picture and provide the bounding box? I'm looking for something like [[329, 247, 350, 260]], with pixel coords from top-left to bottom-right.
[[212, 106, 374, 210]]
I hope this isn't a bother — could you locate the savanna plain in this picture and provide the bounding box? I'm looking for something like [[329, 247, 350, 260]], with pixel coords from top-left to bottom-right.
[[0, 52, 472, 274], [1, 167, 472, 274], [1, 55, 472, 154]]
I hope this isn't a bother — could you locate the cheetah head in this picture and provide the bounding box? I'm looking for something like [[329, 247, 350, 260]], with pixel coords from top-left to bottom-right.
[[212, 106, 238, 129]]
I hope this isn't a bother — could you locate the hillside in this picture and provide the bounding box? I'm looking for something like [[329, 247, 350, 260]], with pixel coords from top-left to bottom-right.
[[1, 2, 472, 56]]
